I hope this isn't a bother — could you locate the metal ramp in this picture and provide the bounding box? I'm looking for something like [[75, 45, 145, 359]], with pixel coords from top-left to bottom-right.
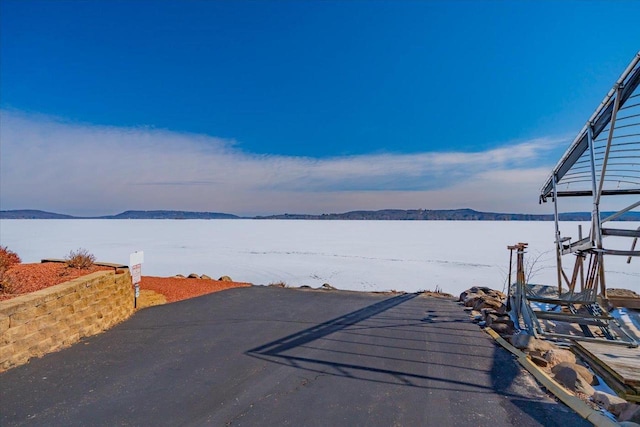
[[508, 243, 637, 347]]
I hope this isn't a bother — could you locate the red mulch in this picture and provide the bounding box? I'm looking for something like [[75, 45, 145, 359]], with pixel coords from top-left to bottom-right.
[[0, 263, 112, 301], [140, 276, 251, 303], [0, 262, 250, 303]]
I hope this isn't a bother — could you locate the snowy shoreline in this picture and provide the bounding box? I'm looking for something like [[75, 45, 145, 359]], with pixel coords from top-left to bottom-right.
[[1, 219, 638, 297]]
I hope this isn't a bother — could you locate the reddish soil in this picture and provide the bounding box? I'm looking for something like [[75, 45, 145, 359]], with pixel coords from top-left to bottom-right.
[[140, 276, 251, 303], [0, 263, 112, 301], [0, 262, 251, 303]]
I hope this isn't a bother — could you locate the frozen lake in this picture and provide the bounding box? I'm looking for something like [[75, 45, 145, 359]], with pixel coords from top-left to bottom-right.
[[1, 220, 638, 296]]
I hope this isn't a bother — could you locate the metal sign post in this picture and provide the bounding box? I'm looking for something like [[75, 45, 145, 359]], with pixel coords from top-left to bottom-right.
[[129, 251, 144, 308]]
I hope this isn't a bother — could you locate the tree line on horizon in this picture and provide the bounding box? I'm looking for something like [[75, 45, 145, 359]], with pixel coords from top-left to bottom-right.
[[1, 208, 639, 221]]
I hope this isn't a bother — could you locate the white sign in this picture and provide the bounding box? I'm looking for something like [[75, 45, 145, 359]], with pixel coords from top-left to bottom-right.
[[129, 251, 144, 285]]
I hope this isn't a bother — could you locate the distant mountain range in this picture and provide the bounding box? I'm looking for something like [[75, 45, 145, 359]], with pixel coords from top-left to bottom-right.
[[2, 208, 639, 221]]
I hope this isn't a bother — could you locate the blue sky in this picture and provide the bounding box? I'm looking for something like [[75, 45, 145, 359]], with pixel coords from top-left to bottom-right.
[[1, 0, 639, 216]]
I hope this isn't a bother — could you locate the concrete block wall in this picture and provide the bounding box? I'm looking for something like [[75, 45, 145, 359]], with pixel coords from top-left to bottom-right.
[[0, 269, 134, 371]]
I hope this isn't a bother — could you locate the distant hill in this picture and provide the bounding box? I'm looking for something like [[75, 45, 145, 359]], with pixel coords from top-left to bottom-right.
[[97, 210, 239, 220], [1, 208, 639, 221], [255, 209, 640, 221], [0, 210, 76, 219]]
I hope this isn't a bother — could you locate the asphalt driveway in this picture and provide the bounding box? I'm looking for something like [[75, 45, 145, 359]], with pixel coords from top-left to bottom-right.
[[0, 287, 589, 426]]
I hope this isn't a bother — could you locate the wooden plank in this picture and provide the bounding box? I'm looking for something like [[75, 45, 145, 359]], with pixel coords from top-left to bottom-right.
[[572, 344, 640, 403], [576, 341, 640, 388], [607, 297, 640, 310]]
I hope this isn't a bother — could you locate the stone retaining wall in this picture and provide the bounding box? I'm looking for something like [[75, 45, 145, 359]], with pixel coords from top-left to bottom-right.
[[0, 269, 134, 371]]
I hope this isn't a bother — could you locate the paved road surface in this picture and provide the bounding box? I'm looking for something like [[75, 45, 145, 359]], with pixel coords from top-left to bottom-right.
[[1, 287, 589, 426]]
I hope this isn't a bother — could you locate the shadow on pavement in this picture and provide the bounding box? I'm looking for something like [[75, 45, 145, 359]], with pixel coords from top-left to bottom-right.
[[247, 293, 533, 398]]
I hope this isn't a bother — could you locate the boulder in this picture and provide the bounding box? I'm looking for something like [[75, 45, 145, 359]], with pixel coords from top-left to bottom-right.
[[545, 349, 576, 367], [490, 322, 515, 335], [200, 274, 212, 280], [470, 286, 493, 294], [592, 391, 629, 416], [510, 334, 556, 352], [219, 276, 233, 282], [530, 355, 548, 367], [174, 274, 186, 279], [187, 273, 200, 279], [490, 290, 506, 299], [551, 363, 595, 397], [485, 314, 514, 329], [463, 293, 484, 307], [321, 283, 336, 290], [473, 296, 503, 311], [552, 362, 598, 386]]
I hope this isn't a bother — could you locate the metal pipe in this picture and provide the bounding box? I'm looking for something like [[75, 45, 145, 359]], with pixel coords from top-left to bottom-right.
[[578, 225, 584, 290], [587, 125, 602, 248], [628, 227, 639, 264], [596, 85, 623, 206], [601, 200, 640, 223], [552, 175, 563, 293]]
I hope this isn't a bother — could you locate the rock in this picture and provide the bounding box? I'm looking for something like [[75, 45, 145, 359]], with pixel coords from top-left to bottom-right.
[[321, 283, 336, 290], [470, 286, 492, 294], [200, 274, 212, 280], [473, 296, 503, 311], [619, 404, 640, 423], [510, 334, 556, 352], [268, 282, 286, 288], [463, 292, 484, 307], [592, 391, 628, 416], [553, 362, 597, 385], [545, 349, 576, 367], [530, 355, 548, 367], [493, 304, 507, 315], [608, 288, 640, 298], [174, 274, 186, 278], [219, 276, 233, 282], [490, 322, 515, 335], [187, 273, 200, 279], [529, 350, 545, 358], [489, 290, 506, 300], [485, 314, 514, 329], [552, 364, 595, 397]]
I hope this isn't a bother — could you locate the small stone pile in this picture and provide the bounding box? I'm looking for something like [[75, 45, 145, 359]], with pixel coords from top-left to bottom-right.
[[173, 274, 231, 281], [459, 286, 640, 425], [511, 334, 640, 424], [459, 286, 514, 335]]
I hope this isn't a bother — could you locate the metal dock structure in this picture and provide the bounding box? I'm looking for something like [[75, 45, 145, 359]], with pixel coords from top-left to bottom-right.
[[510, 51, 640, 348]]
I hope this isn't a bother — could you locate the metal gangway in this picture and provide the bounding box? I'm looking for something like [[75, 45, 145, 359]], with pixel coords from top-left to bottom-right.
[[511, 51, 640, 347]]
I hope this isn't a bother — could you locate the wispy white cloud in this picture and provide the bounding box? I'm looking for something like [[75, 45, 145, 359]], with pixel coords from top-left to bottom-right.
[[0, 110, 567, 216]]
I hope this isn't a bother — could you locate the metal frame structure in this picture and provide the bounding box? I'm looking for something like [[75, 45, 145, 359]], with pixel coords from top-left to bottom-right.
[[540, 51, 640, 299], [510, 52, 640, 347]]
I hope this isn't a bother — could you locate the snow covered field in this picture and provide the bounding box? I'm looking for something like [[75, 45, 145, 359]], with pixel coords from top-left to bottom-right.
[[1, 220, 638, 297]]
